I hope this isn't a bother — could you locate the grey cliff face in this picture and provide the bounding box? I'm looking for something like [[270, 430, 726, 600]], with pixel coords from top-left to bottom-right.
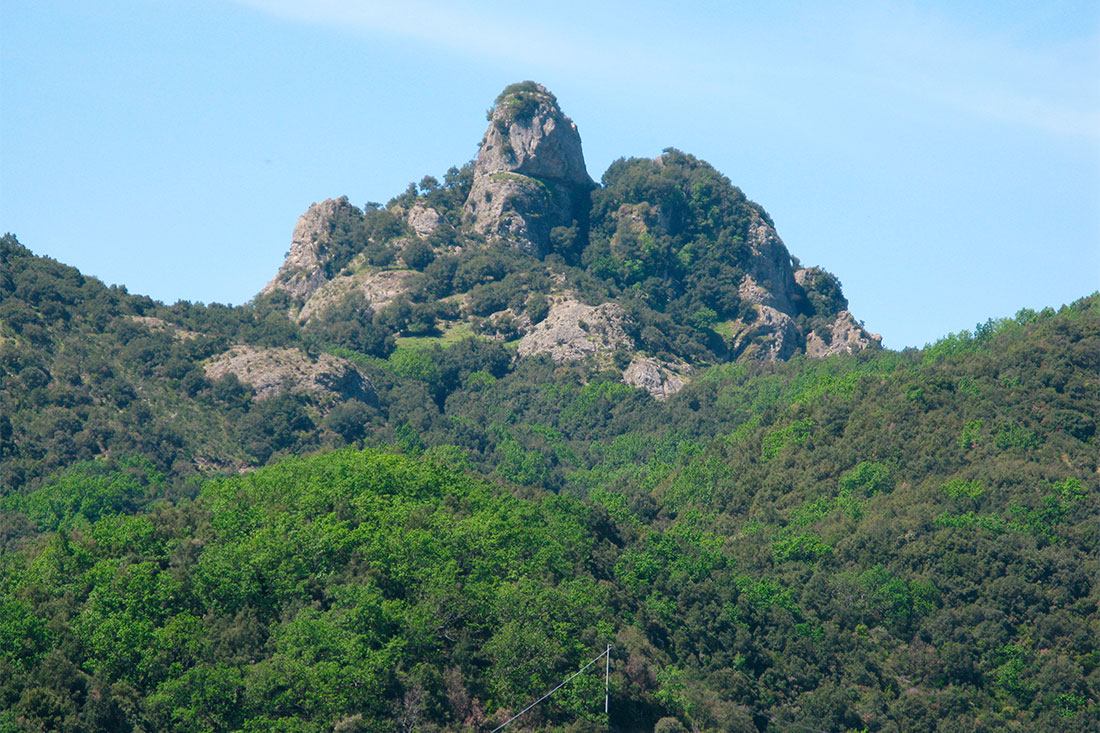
[[738, 213, 800, 313], [464, 83, 594, 255], [516, 295, 633, 362], [261, 197, 358, 301], [472, 84, 592, 186], [805, 311, 883, 357]]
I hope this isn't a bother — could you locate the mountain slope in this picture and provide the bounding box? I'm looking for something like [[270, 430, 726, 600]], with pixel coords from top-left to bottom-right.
[[1, 294, 1096, 732]]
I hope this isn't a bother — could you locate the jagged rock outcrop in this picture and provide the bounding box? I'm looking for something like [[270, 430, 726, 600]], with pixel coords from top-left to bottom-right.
[[738, 213, 800, 313], [464, 82, 594, 255], [406, 204, 446, 239], [805, 311, 883, 357], [517, 295, 633, 362], [204, 346, 374, 402], [729, 305, 802, 362], [296, 269, 417, 325], [261, 197, 357, 301], [723, 216, 881, 362], [252, 82, 881, 376], [622, 356, 691, 401]]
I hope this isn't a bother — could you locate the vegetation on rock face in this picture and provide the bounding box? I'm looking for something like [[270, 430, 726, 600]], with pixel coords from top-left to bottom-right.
[[583, 151, 767, 339], [491, 80, 553, 123]]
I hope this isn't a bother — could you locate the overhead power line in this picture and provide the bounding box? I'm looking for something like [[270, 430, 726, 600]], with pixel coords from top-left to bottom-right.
[[490, 645, 612, 732]]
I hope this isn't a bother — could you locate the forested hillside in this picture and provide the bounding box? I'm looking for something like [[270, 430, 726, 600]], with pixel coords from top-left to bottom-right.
[[1, 272, 1096, 730], [1, 81, 1096, 732]]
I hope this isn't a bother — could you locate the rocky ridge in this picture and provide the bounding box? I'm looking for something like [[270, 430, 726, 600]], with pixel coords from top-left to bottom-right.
[[254, 82, 881, 400], [261, 197, 358, 302]]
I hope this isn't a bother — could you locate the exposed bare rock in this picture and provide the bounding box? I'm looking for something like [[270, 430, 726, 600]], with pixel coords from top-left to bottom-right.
[[738, 275, 780, 311], [204, 345, 374, 402], [729, 305, 801, 362], [296, 269, 417, 325], [805, 310, 883, 357], [465, 173, 560, 255], [739, 213, 799, 313], [126, 316, 201, 341], [622, 356, 691, 401], [464, 82, 594, 255], [517, 295, 634, 362], [792, 267, 819, 289], [407, 204, 446, 238], [261, 197, 359, 301], [473, 83, 592, 186]]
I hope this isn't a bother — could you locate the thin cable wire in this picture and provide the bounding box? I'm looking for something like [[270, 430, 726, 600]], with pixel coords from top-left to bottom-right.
[[485, 647, 835, 733], [490, 647, 610, 732]]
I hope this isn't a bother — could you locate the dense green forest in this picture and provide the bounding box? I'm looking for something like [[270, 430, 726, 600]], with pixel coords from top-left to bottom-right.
[[1, 220, 1096, 730]]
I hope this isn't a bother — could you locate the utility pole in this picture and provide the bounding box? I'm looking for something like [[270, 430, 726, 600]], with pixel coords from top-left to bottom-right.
[[604, 644, 611, 716], [490, 645, 614, 732]]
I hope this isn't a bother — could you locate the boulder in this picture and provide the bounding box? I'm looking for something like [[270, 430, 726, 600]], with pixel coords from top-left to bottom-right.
[[204, 345, 374, 402], [406, 204, 446, 239], [517, 295, 633, 362], [622, 356, 690, 401]]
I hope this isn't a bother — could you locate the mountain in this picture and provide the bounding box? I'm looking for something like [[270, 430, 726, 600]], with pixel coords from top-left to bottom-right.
[[0, 83, 1096, 732], [0, 80, 887, 490], [257, 81, 880, 402]]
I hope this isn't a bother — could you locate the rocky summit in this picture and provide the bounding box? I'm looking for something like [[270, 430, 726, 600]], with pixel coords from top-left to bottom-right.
[[463, 82, 595, 256], [256, 81, 880, 398]]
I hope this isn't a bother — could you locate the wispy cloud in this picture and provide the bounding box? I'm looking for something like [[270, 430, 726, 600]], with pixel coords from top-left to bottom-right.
[[845, 3, 1100, 139], [229, 0, 642, 76], [231, 0, 1100, 140]]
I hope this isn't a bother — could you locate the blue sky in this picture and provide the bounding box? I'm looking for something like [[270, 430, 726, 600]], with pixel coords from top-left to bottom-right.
[[2, 0, 1097, 348]]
